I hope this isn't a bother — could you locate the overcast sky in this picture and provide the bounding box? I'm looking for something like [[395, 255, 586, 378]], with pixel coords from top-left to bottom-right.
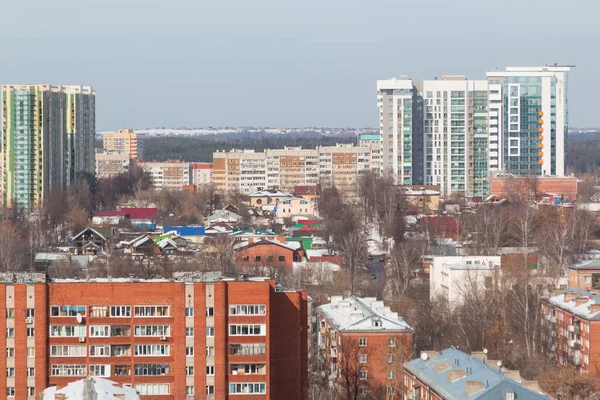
[[1, 0, 598, 130]]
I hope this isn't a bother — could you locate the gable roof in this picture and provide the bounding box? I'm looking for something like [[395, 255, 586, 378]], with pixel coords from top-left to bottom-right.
[[403, 347, 549, 399], [295, 186, 317, 196], [250, 190, 293, 198], [233, 238, 301, 252], [230, 228, 276, 237], [71, 227, 107, 241], [206, 209, 242, 222], [568, 258, 600, 271]]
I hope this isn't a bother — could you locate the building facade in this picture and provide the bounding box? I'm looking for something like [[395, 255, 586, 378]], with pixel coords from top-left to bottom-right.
[[190, 163, 213, 188], [541, 288, 600, 373], [377, 66, 571, 199], [102, 129, 144, 161], [316, 296, 414, 398], [2, 84, 95, 210], [95, 152, 132, 179], [139, 161, 191, 191], [0, 272, 308, 399]]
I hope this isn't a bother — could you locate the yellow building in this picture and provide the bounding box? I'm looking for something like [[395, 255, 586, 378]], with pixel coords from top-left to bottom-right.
[[102, 128, 144, 160]]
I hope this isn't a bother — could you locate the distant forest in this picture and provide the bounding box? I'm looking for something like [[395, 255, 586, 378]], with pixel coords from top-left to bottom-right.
[[139, 132, 356, 162]]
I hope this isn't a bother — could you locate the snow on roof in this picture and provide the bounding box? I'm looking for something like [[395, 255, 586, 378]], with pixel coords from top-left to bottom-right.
[[233, 238, 301, 251], [250, 190, 293, 197], [158, 238, 179, 249], [317, 296, 413, 332], [40, 376, 140, 399], [293, 261, 340, 272], [71, 227, 107, 241], [545, 288, 600, 321], [306, 249, 331, 259], [569, 258, 600, 271]]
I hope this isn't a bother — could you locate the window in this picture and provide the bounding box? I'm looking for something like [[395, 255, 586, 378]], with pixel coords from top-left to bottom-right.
[[134, 325, 170, 337], [6, 328, 14, 338], [27, 387, 35, 397], [6, 348, 14, 358], [388, 337, 396, 347], [186, 386, 195, 395], [359, 371, 368, 380], [232, 364, 266, 375], [50, 325, 86, 337], [585, 276, 592, 284], [229, 304, 266, 315], [359, 354, 367, 363], [206, 385, 215, 395], [7, 387, 15, 397], [135, 384, 170, 395], [388, 370, 396, 379], [26, 308, 34, 318], [90, 325, 110, 337], [230, 382, 267, 394], [6, 308, 14, 318], [387, 386, 396, 395], [278, 256, 285, 262], [186, 346, 194, 356], [51, 364, 87, 377], [206, 366, 215, 376], [206, 346, 215, 356], [50, 305, 86, 317], [186, 366, 194, 376], [27, 367, 35, 377], [7, 367, 15, 377], [388, 354, 395, 363], [51, 345, 86, 357], [134, 364, 170, 376], [242, 256, 249, 262], [254, 256, 261, 262], [27, 328, 34, 338], [206, 307, 214, 317], [110, 306, 131, 317], [186, 327, 194, 337], [90, 306, 109, 317], [113, 365, 131, 376], [90, 345, 111, 357], [185, 307, 194, 317], [230, 343, 266, 356], [134, 306, 169, 317], [229, 324, 266, 336], [111, 345, 130, 357], [89, 365, 110, 377], [134, 344, 170, 356], [359, 338, 367, 347], [206, 327, 215, 337]]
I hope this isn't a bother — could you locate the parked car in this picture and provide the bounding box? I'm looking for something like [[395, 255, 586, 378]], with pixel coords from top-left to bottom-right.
[[370, 272, 377, 279], [368, 255, 374, 260]]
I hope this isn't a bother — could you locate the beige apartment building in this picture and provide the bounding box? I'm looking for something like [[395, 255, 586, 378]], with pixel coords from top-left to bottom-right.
[[213, 144, 380, 198], [102, 128, 144, 160], [139, 160, 191, 190], [95, 152, 132, 179]]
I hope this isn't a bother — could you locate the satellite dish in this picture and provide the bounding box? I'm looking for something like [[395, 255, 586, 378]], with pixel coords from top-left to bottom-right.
[[76, 313, 83, 324], [483, 348, 488, 354], [421, 353, 428, 361], [497, 361, 502, 368]]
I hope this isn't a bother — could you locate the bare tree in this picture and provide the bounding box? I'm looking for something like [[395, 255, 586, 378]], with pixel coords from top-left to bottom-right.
[[340, 231, 367, 295], [385, 241, 425, 298], [336, 337, 375, 400], [0, 224, 27, 272]]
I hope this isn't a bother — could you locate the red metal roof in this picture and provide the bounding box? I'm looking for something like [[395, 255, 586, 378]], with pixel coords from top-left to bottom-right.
[[294, 186, 317, 196], [93, 207, 158, 220]]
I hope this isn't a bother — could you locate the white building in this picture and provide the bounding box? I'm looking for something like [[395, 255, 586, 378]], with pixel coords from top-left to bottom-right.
[[139, 161, 191, 190], [40, 376, 140, 400], [429, 255, 501, 304]]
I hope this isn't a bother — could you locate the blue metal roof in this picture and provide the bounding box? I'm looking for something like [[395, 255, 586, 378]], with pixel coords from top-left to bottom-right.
[[163, 226, 205, 236], [403, 347, 549, 399]]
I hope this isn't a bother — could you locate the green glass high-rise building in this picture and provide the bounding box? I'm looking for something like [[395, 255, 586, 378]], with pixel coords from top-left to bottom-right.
[[1, 84, 95, 211]]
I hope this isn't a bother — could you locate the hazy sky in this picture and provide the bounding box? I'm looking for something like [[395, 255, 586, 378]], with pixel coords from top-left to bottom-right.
[[1, 0, 598, 130]]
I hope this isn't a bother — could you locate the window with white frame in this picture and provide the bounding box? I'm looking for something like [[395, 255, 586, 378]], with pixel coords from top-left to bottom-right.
[[6, 348, 13, 357], [232, 364, 266, 375], [206, 307, 214, 317], [186, 366, 194, 376], [50, 325, 86, 337], [135, 384, 170, 395], [89, 306, 109, 318], [229, 382, 267, 394], [388, 354, 395, 363], [27, 387, 35, 396], [134, 306, 169, 317], [206, 327, 214, 337], [89, 365, 110, 377], [51, 364, 87, 377], [134, 344, 170, 356], [90, 345, 111, 357], [26, 308, 34, 318], [359, 338, 367, 347], [7, 367, 15, 377], [27, 347, 34, 358], [229, 304, 266, 315], [7, 387, 15, 397], [229, 324, 266, 336], [27, 367, 35, 377], [26, 328, 34, 338], [134, 325, 170, 337], [186, 327, 194, 337], [51, 345, 86, 357], [206, 346, 215, 356], [206, 366, 215, 376], [186, 386, 194, 395], [388, 370, 396, 379], [388, 337, 396, 347], [186, 346, 194, 356], [359, 354, 367, 364], [89, 325, 110, 337], [359, 371, 368, 380], [185, 307, 194, 317], [7, 328, 14, 338], [206, 386, 215, 395], [110, 306, 131, 317], [134, 364, 170, 376], [50, 305, 86, 317]]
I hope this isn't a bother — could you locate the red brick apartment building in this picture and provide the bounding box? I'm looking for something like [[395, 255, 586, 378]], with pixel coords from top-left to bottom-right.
[[0, 271, 308, 399], [541, 288, 600, 373], [316, 296, 414, 398]]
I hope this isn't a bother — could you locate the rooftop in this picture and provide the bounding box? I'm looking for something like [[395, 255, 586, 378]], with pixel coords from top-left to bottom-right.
[[250, 189, 293, 198], [568, 258, 600, 271], [39, 377, 140, 400], [317, 296, 413, 332], [404, 347, 549, 399], [544, 288, 600, 321]]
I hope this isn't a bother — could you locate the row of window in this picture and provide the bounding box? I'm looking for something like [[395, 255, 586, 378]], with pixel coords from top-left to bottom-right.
[[6, 367, 35, 377], [6, 387, 35, 397], [50, 305, 170, 317], [5, 308, 35, 318], [47, 325, 175, 337]]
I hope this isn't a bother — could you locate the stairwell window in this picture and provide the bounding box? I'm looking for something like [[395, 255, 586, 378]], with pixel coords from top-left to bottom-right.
[[359, 338, 367, 347]]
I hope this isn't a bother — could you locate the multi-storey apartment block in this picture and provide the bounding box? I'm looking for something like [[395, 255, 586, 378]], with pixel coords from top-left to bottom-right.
[[0, 272, 308, 399], [95, 152, 132, 179], [2, 84, 95, 210], [316, 296, 414, 398], [377, 66, 571, 199], [541, 288, 600, 373], [102, 129, 144, 161], [190, 163, 213, 187], [139, 161, 191, 191], [213, 145, 380, 197]]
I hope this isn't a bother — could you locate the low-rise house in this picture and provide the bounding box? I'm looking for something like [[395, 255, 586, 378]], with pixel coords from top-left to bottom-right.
[[317, 296, 414, 398], [541, 288, 600, 373], [403, 347, 548, 399], [420, 216, 461, 239], [92, 207, 158, 228], [250, 189, 294, 209], [230, 227, 279, 242], [70, 227, 108, 255], [234, 238, 303, 270], [163, 226, 206, 243], [204, 223, 235, 236], [294, 185, 319, 204], [205, 209, 243, 224], [275, 197, 315, 218], [122, 234, 159, 255], [568, 259, 600, 290], [403, 185, 441, 213], [428, 255, 501, 304]]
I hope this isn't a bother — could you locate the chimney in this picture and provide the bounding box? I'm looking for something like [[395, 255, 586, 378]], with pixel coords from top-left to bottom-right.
[[434, 361, 452, 373], [576, 297, 589, 306], [278, 236, 285, 243], [503, 370, 522, 382], [448, 369, 466, 382], [248, 238, 254, 244], [564, 293, 577, 302], [471, 351, 486, 361], [466, 381, 486, 396], [521, 380, 541, 392], [590, 304, 600, 313]]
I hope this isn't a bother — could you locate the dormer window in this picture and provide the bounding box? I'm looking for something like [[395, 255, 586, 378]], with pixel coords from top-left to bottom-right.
[[373, 319, 382, 328]]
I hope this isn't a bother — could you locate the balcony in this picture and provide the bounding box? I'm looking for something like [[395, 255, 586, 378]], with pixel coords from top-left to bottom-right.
[[567, 325, 575, 333], [569, 349, 582, 365], [568, 339, 576, 348]]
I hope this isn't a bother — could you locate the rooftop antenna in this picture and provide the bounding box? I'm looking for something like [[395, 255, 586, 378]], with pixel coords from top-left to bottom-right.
[[483, 348, 488, 363], [497, 361, 502, 374]]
